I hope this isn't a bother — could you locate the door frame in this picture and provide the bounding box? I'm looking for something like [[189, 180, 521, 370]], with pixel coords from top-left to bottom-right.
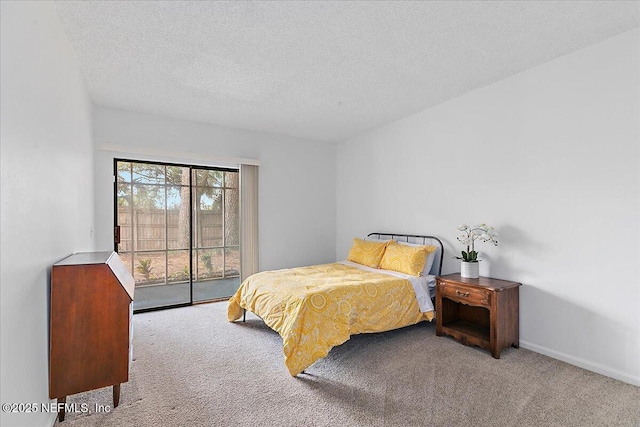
[[113, 158, 239, 313]]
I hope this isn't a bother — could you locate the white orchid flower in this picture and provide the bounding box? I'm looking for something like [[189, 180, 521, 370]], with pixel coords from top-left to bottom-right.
[[454, 223, 499, 261]]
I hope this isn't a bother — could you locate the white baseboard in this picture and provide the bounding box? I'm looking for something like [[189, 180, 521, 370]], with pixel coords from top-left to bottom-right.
[[46, 412, 57, 427], [520, 340, 640, 387]]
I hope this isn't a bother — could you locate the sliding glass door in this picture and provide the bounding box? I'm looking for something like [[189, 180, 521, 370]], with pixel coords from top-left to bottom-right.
[[115, 160, 240, 312]]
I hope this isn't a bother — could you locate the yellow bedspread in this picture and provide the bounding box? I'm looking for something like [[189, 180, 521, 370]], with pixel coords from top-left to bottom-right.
[[227, 262, 433, 376]]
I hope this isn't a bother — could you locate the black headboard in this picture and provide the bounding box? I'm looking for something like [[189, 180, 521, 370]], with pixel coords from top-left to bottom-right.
[[366, 233, 444, 276]]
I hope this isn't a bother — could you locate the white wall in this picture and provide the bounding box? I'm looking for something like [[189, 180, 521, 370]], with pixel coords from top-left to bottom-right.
[[337, 28, 640, 385], [93, 106, 337, 271], [0, 3, 95, 427]]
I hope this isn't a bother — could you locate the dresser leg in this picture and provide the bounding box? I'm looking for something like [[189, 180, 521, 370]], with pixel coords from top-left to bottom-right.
[[58, 396, 66, 422], [113, 384, 121, 407], [491, 347, 501, 359]]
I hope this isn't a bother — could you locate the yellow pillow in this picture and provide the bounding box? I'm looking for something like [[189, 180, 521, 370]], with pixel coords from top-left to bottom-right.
[[379, 241, 436, 276], [346, 238, 389, 268]]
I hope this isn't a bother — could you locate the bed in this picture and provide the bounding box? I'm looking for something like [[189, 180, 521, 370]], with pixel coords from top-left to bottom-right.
[[227, 233, 444, 376]]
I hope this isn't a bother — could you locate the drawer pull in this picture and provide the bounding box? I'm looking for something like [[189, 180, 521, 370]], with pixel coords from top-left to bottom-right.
[[455, 290, 470, 297]]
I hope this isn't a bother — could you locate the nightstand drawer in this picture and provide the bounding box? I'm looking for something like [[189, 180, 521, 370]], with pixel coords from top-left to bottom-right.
[[440, 282, 491, 306]]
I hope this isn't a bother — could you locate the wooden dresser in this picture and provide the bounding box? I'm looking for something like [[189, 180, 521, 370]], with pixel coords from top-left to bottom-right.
[[49, 251, 134, 422], [436, 273, 521, 359]]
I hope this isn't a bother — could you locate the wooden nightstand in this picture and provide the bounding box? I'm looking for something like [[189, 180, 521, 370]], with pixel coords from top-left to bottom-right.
[[436, 273, 521, 358]]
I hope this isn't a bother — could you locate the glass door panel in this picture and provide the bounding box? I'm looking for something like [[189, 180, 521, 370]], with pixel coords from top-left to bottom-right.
[[115, 161, 191, 311], [192, 168, 240, 302]]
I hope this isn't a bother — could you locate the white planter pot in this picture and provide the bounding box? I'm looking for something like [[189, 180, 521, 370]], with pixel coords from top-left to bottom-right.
[[461, 261, 479, 278]]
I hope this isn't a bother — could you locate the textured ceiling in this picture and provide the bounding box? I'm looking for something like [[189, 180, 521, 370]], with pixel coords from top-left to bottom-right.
[[55, 1, 640, 143]]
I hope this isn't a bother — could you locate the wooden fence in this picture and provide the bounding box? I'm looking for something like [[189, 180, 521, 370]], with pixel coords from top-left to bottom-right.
[[118, 208, 224, 251]]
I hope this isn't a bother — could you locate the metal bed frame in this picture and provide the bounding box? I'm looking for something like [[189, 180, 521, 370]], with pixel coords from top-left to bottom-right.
[[241, 232, 444, 322]]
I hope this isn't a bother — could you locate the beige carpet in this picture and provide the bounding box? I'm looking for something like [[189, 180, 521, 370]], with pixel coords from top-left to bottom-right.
[[59, 302, 640, 427]]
